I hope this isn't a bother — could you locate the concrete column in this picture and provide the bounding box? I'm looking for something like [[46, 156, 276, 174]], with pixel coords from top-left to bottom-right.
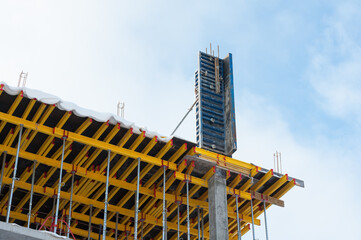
[[208, 168, 228, 240]]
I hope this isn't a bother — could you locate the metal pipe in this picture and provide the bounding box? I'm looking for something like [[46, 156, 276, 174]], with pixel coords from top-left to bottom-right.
[[27, 160, 36, 228], [0, 151, 7, 192], [141, 220, 144, 240], [235, 195, 241, 240], [67, 172, 75, 238], [201, 208, 204, 240], [186, 180, 190, 240], [134, 158, 141, 239], [51, 197, 56, 230], [115, 212, 119, 240], [98, 224, 102, 240], [177, 203, 180, 240], [88, 204, 93, 240], [54, 136, 66, 233], [263, 200, 269, 240], [162, 166, 167, 240], [6, 124, 23, 223], [250, 197, 256, 240], [197, 206, 200, 239], [171, 99, 198, 136], [103, 150, 111, 240]]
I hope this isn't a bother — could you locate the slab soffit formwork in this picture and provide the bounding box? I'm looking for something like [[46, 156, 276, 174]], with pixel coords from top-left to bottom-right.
[[0, 81, 304, 240]]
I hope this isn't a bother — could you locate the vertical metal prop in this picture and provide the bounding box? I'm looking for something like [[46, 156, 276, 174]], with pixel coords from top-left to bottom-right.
[[98, 224, 102, 240], [141, 220, 144, 240], [162, 166, 167, 240], [103, 150, 111, 240], [27, 160, 36, 228], [263, 200, 269, 240], [197, 206, 200, 239], [186, 180, 190, 240], [6, 124, 23, 223], [201, 208, 204, 240], [177, 203, 180, 240], [54, 136, 66, 233], [51, 197, 56, 230], [67, 172, 75, 238], [134, 158, 141, 239], [88, 205, 93, 240], [115, 212, 119, 240], [250, 197, 256, 240], [0, 151, 7, 192], [235, 195, 241, 240]]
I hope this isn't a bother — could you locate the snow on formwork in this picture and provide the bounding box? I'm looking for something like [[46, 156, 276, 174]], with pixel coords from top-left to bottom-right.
[[0, 81, 171, 142]]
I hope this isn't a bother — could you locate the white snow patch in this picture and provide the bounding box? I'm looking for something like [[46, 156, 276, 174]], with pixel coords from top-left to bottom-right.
[[0, 81, 171, 142]]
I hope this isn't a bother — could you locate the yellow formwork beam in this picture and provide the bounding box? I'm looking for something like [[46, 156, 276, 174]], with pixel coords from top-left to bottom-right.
[[0, 91, 24, 134], [0, 112, 178, 171], [250, 169, 274, 191], [192, 147, 259, 175]]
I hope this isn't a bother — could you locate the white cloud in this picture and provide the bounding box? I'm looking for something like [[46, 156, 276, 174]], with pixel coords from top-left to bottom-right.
[[234, 90, 361, 240], [308, 2, 361, 124]]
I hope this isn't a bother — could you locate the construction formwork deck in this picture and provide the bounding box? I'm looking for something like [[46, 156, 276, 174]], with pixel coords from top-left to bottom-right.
[[0, 83, 303, 240]]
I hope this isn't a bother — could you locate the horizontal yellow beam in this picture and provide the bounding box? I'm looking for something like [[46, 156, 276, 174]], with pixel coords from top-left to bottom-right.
[[193, 147, 259, 175], [173, 171, 251, 200], [0, 112, 177, 171]]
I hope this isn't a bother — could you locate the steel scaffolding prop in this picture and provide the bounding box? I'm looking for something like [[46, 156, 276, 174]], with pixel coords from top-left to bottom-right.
[[251, 197, 256, 240], [186, 179, 190, 240], [134, 157, 141, 239], [27, 160, 36, 228], [0, 151, 6, 192], [67, 171, 75, 238], [54, 136, 66, 233], [235, 195, 241, 240], [162, 165, 167, 240], [88, 204, 93, 240], [6, 124, 23, 223], [103, 150, 111, 240], [263, 200, 269, 240]]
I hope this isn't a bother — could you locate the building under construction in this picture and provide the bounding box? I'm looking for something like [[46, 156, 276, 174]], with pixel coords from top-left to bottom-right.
[[0, 50, 303, 240]]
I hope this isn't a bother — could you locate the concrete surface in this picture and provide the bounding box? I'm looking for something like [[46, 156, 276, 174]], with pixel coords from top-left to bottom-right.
[[0, 221, 71, 240], [208, 168, 229, 240]]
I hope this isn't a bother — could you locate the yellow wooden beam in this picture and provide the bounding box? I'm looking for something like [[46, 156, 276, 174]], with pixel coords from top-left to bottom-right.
[[250, 169, 273, 191], [0, 112, 178, 170]]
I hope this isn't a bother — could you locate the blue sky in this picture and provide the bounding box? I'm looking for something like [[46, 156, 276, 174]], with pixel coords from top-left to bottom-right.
[[1, 0, 361, 239]]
